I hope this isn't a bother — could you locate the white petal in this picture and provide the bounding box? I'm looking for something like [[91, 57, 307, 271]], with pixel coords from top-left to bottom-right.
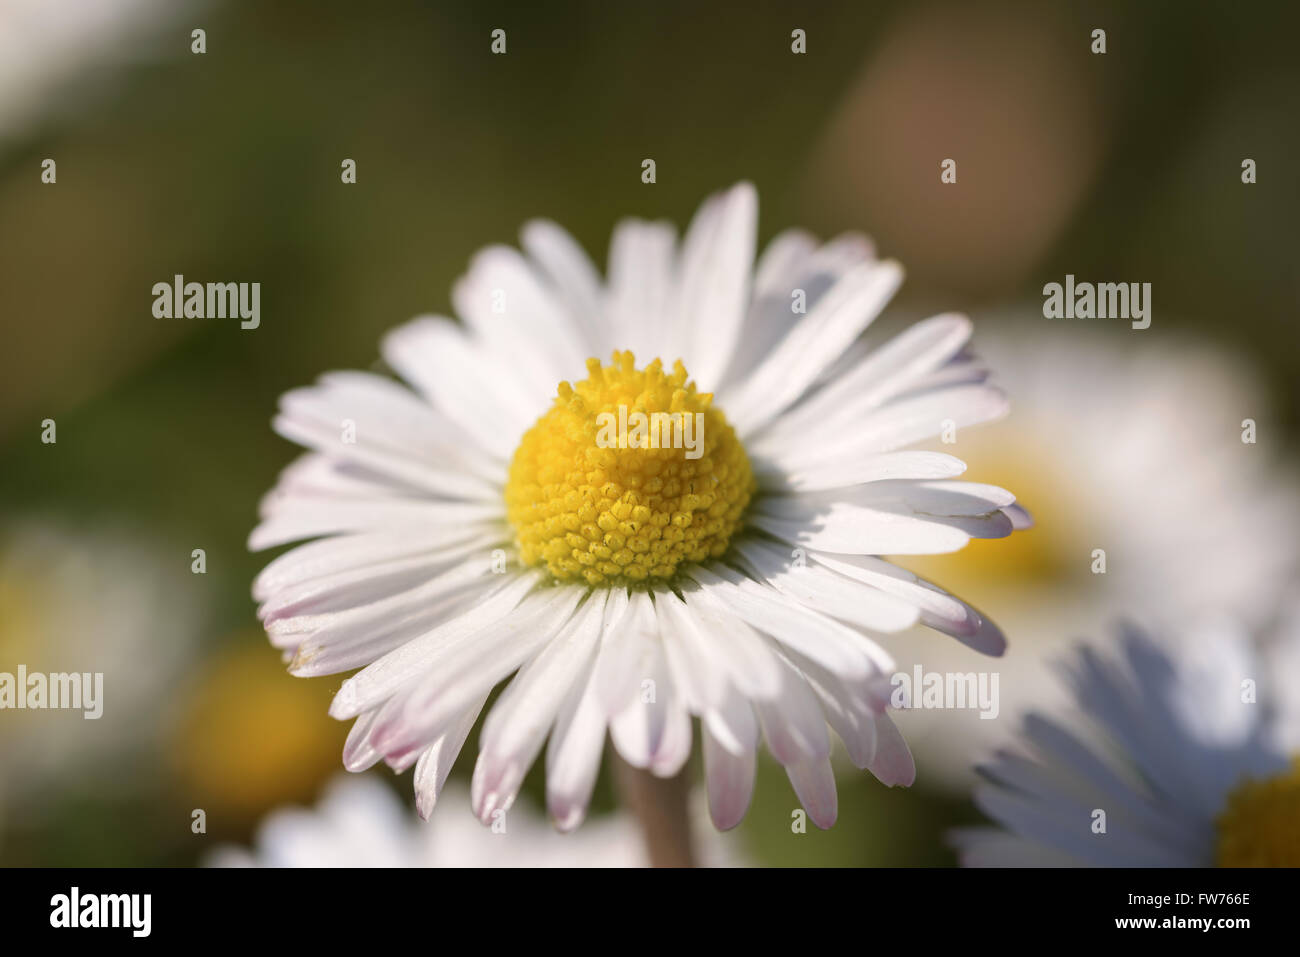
[[757, 450, 968, 494], [373, 584, 587, 759], [781, 647, 879, 769], [607, 634, 672, 767], [286, 570, 501, 676], [722, 230, 874, 388], [758, 313, 973, 445], [786, 757, 838, 830], [810, 551, 1006, 655], [413, 697, 486, 820], [737, 229, 819, 372], [703, 725, 756, 831], [754, 383, 1008, 463], [545, 657, 609, 833], [655, 592, 761, 755], [472, 590, 609, 823], [647, 697, 693, 778], [252, 526, 493, 602], [948, 828, 1080, 867], [249, 499, 503, 551], [521, 218, 605, 351], [868, 712, 916, 787], [732, 537, 920, 633], [688, 564, 884, 680], [380, 317, 541, 460], [755, 650, 832, 765], [605, 217, 677, 361], [750, 489, 1012, 556], [328, 570, 543, 720], [270, 411, 492, 501], [451, 245, 589, 391], [275, 373, 504, 495], [545, 589, 632, 830], [259, 533, 498, 623], [342, 709, 382, 772], [664, 580, 785, 699], [677, 182, 757, 389], [840, 479, 1017, 515], [609, 599, 695, 780], [593, 589, 659, 717], [723, 259, 904, 437], [1003, 503, 1034, 530], [971, 777, 1187, 866]]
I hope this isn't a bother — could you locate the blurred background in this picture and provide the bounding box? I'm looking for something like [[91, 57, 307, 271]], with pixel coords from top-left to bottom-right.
[[1, 0, 1297, 866]]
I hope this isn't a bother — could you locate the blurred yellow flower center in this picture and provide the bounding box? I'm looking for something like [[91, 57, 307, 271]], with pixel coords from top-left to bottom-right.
[[1215, 757, 1300, 866], [898, 431, 1085, 604], [505, 352, 754, 586], [172, 641, 343, 819]]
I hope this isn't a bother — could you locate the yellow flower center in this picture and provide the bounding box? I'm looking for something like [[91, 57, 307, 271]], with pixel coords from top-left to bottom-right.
[[1215, 756, 1300, 866], [505, 352, 754, 586], [899, 429, 1084, 592]]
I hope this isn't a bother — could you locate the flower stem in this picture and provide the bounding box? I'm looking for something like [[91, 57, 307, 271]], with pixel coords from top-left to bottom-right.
[[612, 752, 695, 867]]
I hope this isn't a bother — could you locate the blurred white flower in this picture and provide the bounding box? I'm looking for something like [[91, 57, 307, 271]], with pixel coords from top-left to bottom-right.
[[209, 774, 742, 868], [951, 611, 1300, 866], [0, 0, 194, 145], [887, 324, 1300, 787], [249, 183, 1027, 832], [0, 520, 205, 806]]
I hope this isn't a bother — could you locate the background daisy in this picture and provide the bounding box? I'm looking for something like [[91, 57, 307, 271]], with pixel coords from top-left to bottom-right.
[[0, 521, 205, 846], [951, 609, 1300, 866], [0, 0, 194, 147], [884, 322, 1300, 787], [209, 774, 741, 868], [169, 637, 346, 824]]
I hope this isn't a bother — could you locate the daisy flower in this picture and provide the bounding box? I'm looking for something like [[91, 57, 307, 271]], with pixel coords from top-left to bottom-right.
[[951, 611, 1300, 866], [208, 774, 740, 868], [249, 183, 1023, 832], [888, 324, 1300, 787]]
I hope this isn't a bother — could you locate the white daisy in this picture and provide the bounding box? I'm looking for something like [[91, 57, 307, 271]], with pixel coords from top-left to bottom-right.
[[951, 611, 1300, 866], [888, 324, 1300, 787], [208, 774, 739, 868], [249, 183, 1024, 832]]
